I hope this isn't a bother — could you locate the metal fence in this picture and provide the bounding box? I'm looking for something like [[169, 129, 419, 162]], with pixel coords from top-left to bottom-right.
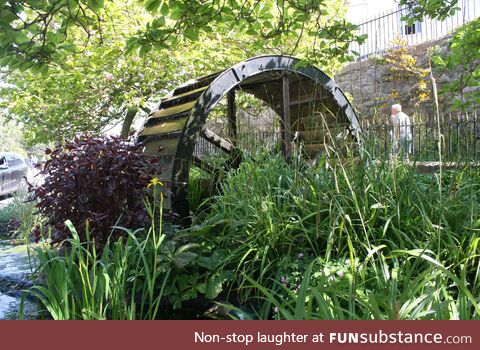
[[194, 112, 480, 162], [363, 112, 480, 162], [349, 0, 480, 60]]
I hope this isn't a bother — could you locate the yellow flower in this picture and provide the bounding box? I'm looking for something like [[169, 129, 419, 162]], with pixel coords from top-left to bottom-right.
[[418, 80, 427, 90], [148, 177, 164, 188]]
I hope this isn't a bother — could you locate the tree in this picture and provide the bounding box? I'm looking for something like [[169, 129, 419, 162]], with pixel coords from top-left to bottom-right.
[[0, 1, 365, 69], [0, 1, 461, 70], [398, 0, 460, 23], [372, 39, 431, 113], [0, 114, 25, 155], [1, 0, 364, 145], [0, 0, 105, 70], [0, 41, 185, 143], [431, 18, 480, 111], [0, 1, 190, 144]]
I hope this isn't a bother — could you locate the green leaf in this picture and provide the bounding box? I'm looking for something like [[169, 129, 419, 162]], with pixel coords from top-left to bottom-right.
[[152, 16, 166, 28], [452, 99, 462, 109], [91, 0, 105, 10], [272, 36, 281, 47], [145, 0, 161, 13], [184, 28, 199, 41], [138, 43, 151, 57], [0, 56, 12, 67], [170, 10, 183, 20], [264, 20, 273, 29], [46, 32, 67, 44], [14, 31, 29, 44], [160, 2, 169, 16], [125, 38, 140, 55], [294, 262, 314, 320], [205, 274, 224, 299], [196, 283, 206, 294], [431, 55, 445, 67], [197, 256, 215, 270], [173, 251, 197, 268]]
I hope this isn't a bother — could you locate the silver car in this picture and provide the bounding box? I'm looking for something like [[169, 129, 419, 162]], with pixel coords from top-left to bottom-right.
[[0, 152, 30, 196]]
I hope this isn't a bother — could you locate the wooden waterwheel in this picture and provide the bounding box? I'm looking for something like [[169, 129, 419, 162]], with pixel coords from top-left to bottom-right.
[[137, 55, 362, 222]]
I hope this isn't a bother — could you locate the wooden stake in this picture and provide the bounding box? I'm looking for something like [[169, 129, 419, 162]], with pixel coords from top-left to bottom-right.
[[280, 74, 292, 159]]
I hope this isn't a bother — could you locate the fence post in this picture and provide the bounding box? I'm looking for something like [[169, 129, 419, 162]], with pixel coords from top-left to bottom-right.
[[466, 111, 470, 161], [227, 89, 237, 141], [456, 113, 460, 163], [417, 121, 421, 159], [473, 112, 478, 162], [426, 115, 429, 159], [280, 74, 292, 159], [411, 123, 415, 157], [384, 123, 388, 158], [448, 115, 452, 160]]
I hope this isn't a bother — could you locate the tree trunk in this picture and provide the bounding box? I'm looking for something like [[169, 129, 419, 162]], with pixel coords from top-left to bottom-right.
[[120, 108, 137, 138]]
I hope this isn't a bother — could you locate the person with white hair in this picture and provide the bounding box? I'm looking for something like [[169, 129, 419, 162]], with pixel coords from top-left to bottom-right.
[[386, 110, 397, 156], [390, 104, 412, 160]]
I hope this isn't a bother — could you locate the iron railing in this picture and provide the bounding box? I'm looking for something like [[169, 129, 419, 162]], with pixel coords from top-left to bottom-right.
[[349, 0, 480, 60], [194, 112, 480, 162], [362, 112, 480, 161]]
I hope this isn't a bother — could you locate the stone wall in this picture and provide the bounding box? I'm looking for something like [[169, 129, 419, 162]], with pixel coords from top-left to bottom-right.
[[334, 36, 457, 124]]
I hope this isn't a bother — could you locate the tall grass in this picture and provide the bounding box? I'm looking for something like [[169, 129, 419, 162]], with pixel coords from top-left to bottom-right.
[[21, 150, 480, 319], [0, 186, 40, 240], [21, 182, 169, 320], [188, 166, 215, 215], [189, 152, 480, 319], [0, 187, 41, 273]]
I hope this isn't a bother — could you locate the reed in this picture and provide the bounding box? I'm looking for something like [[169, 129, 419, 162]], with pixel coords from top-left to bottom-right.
[[189, 152, 480, 319]]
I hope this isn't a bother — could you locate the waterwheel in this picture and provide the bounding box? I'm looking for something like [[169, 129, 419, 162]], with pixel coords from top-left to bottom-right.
[[137, 55, 362, 222]]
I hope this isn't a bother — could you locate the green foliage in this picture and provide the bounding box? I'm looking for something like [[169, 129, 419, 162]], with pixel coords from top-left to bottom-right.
[[0, 1, 364, 69], [188, 166, 215, 215], [24, 180, 168, 320], [4, 0, 459, 71], [24, 180, 233, 318], [0, 2, 190, 144], [0, 115, 26, 155], [0, 185, 41, 240], [0, 0, 468, 144], [373, 39, 431, 111], [22, 151, 480, 320], [131, 0, 364, 68], [188, 153, 480, 319], [247, 250, 480, 320], [0, 0, 365, 145], [432, 18, 480, 111], [398, 0, 461, 23], [24, 220, 169, 320], [157, 239, 233, 309], [0, 0, 106, 69]]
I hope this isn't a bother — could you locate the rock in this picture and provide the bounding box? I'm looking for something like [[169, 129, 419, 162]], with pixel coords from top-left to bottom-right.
[[0, 237, 42, 319]]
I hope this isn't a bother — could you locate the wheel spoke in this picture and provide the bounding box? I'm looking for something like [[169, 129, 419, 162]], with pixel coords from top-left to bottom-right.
[[200, 127, 234, 154]]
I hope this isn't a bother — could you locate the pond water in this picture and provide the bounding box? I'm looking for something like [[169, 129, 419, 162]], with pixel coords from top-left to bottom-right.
[[0, 235, 42, 319]]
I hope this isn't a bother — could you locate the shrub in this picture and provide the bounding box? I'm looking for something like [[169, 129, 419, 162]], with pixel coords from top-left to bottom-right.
[[26, 180, 232, 319], [32, 134, 160, 246], [189, 153, 480, 319], [2, 185, 41, 240], [188, 166, 216, 215]]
